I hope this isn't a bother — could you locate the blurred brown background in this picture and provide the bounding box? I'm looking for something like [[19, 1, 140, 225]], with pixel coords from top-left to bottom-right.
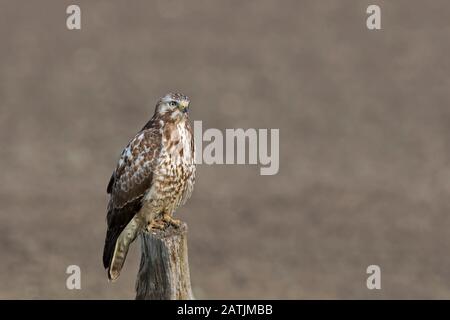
[[1, 0, 450, 299]]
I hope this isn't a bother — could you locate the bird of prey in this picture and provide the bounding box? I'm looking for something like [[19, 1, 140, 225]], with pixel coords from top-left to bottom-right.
[[102, 92, 196, 281]]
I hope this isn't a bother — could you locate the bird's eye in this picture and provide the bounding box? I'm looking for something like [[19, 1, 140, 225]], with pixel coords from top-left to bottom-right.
[[169, 101, 178, 107]]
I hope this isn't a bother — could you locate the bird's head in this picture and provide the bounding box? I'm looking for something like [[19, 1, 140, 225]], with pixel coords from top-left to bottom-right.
[[155, 92, 190, 119]]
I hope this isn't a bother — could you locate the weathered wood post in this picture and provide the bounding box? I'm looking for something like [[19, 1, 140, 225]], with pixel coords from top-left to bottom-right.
[[135, 222, 194, 300]]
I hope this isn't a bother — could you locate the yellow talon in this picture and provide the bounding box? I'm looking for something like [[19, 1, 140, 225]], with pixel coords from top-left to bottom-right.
[[163, 213, 181, 228], [147, 219, 166, 231]]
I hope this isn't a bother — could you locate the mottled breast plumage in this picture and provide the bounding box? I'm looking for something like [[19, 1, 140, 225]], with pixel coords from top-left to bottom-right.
[[158, 119, 195, 205]]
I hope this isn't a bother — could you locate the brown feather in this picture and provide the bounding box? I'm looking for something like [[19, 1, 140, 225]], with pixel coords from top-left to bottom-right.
[[102, 126, 161, 270]]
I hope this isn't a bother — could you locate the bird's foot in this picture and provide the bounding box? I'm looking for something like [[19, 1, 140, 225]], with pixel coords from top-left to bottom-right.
[[147, 219, 166, 231], [163, 213, 181, 228]]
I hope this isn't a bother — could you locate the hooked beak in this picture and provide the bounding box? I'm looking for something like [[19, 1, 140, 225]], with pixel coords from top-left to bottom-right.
[[179, 101, 190, 113]]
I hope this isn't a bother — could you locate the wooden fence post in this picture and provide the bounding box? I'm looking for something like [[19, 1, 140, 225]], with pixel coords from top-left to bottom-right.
[[135, 222, 194, 300]]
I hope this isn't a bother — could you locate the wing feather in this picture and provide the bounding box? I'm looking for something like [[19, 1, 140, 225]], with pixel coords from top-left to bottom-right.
[[103, 126, 161, 268]]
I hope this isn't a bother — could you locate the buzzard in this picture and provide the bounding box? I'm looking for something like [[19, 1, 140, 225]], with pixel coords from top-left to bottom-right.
[[103, 92, 196, 281]]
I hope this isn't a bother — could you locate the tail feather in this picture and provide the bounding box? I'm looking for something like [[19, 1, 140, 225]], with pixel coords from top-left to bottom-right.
[[103, 228, 120, 270], [103, 215, 143, 281]]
